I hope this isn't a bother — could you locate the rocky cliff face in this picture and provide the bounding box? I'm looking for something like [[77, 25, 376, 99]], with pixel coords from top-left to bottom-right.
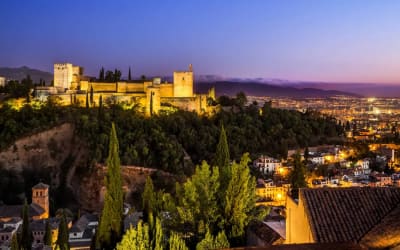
[[79, 165, 164, 212], [0, 123, 177, 213], [0, 123, 89, 209], [0, 123, 72, 170]]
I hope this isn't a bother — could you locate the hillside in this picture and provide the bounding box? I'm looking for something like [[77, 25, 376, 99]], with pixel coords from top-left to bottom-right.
[[195, 81, 362, 98], [0, 122, 179, 212], [0, 66, 53, 84]]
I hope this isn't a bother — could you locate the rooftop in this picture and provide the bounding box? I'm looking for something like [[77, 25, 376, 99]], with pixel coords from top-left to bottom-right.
[[32, 182, 49, 190], [300, 187, 400, 246]]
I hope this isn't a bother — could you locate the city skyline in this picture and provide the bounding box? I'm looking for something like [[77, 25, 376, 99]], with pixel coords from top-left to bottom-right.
[[1, 0, 400, 83]]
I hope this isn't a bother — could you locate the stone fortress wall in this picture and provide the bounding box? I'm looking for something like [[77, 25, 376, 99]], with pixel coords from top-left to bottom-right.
[[37, 63, 215, 115]]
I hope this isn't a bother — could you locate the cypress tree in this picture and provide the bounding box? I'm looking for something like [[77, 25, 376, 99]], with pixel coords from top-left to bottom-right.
[[99, 67, 105, 81], [98, 95, 103, 118], [215, 124, 230, 170], [21, 199, 32, 250], [152, 217, 163, 250], [142, 176, 156, 222], [215, 124, 230, 190], [44, 220, 52, 247], [150, 91, 154, 116], [128, 67, 132, 81], [90, 85, 94, 106], [56, 211, 69, 250], [96, 123, 124, 249], [10, 233, 19, 250], [86, 92, 89, 109], [289, 152, 307, 199], [304, 146, 309, 162]]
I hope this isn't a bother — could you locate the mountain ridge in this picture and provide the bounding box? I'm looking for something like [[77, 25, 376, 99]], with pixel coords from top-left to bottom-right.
[[195, 81, 362, 98], [0, 66, 53, 84]]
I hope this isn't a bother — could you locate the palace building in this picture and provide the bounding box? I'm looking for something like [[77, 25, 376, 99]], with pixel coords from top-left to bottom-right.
[[36, 63, 216, 115]]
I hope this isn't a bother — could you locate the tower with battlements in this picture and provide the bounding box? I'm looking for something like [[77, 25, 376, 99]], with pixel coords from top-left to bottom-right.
[[32, 182, 49, 219], [173, 64, 193, 98], [54, 63, 82, 90]]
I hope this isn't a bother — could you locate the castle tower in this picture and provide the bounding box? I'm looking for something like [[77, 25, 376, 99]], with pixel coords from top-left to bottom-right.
[[173, 64, 193, 98], [54, 63, 83, 90], [32, 182, 50, 219], [54, 63, 73, 90]]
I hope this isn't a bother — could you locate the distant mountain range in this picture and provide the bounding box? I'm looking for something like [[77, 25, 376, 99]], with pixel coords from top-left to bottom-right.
[[195, 81, 361, 98], [1, 66, 400, 98], [194, 75, 400, 98], [0, 66, 53, 84]]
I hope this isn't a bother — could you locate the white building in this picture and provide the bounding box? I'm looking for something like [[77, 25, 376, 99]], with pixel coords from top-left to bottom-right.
[[254, 155, 282, 174], [357, 158, 370, 170], [54, 63, 82, 90], [354, 158, 371, 176], [309, 153, 325, 165], [69, 213, 98, 250], [0, 77, 6, 87]]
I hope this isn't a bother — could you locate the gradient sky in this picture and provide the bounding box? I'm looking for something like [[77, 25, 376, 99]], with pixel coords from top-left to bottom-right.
[[0, 0, 400, 83]]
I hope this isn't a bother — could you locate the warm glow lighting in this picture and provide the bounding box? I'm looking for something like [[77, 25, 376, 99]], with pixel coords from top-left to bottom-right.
[[277, 193, 282, 200]]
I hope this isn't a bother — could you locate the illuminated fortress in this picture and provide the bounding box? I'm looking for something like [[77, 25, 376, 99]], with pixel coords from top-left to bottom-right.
[[36, 63, 215, 115]]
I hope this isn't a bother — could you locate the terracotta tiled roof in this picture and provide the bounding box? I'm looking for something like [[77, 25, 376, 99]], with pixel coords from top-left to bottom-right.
[[300, 187, 400, 243], [0, 203, 45, 219], [248, 220, 283, 245], [360, 203, 400, 249], [221, 242, 366, 250]]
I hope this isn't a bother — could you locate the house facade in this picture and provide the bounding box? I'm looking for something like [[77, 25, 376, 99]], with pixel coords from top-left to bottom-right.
[[254, 156, 282, 175]]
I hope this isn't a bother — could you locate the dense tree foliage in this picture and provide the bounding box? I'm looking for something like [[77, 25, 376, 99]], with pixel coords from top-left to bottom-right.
[[116, 220, 155, 250], [0, 75, 33, 100], [171, 153, 257, 248], [169, 232, 189, 250], [176, 161, 220, 238], [223, 153, 255, 242], [0, 96, 344, 174], [21, 200, 32, 250], [96, 123, 124, 249], [195, 230, 229, 250]]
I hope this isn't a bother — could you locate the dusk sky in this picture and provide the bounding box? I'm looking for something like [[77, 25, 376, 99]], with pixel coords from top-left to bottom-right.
[[1, 0, 400, 83]]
